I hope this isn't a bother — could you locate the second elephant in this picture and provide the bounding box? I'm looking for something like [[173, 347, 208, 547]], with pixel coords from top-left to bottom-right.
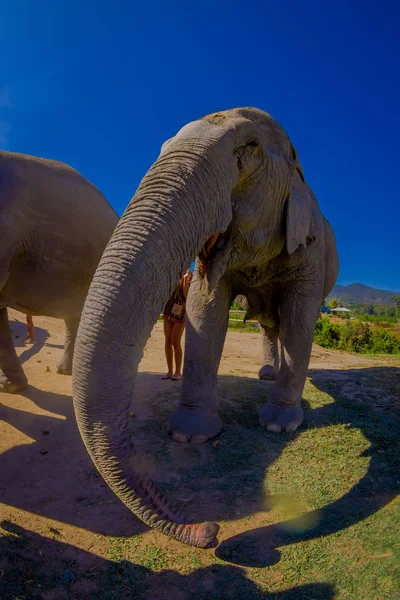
[[0, 151, 118, 392]]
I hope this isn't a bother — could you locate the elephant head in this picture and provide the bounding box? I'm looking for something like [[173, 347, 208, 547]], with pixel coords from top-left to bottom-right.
[[72, 108, 316, 548]]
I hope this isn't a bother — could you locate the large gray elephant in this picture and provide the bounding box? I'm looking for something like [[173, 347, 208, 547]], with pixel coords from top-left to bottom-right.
[[72, 107, 339, 548], [0, 151, 118, 392]]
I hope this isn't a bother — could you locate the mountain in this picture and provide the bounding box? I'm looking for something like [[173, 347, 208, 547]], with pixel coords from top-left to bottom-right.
[[328, 283, 397, 305]]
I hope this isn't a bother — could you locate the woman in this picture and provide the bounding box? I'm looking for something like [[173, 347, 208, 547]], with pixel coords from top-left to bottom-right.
[[162, 268, 192, 380]]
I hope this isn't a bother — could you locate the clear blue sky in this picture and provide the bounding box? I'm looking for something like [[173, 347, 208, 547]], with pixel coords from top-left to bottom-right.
[[1, 1, 399, 292]]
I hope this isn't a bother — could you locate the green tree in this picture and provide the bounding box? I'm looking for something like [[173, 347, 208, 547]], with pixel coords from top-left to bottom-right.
[[391, 295, 400, 316], [329, 297, 338, 309]]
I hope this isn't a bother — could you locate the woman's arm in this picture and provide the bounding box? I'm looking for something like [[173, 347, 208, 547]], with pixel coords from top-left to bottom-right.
[[182, 270, 192, 298]]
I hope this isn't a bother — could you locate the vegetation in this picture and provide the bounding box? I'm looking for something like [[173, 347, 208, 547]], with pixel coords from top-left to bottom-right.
[[226, 302, 400, 354], [231, 299, 244, 311], [346, 302, 397, 320], [354, 313, 397, 325], [314, 316, 400, 354], [228, 319, 259, 332], [391, 294, 400, 316], [329, 297, 338, 309]]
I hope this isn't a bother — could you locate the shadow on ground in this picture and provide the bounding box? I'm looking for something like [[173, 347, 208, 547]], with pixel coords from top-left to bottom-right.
[[0, 521, 335, 599], [9, 319, 50, 364], [0, 365, 399, 571], [0, 382, 147, 538]]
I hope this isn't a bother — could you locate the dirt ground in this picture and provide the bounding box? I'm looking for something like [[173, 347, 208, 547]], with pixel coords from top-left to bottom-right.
[[1, 309, 399, 599]]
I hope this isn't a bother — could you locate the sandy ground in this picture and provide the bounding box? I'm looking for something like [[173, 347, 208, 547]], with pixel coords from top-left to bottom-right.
[[0, 309, 398, 598]]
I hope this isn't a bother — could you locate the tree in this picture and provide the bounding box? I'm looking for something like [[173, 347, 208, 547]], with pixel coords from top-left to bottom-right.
[[391, 295, 400, 316], [329, 297, 338, 309]]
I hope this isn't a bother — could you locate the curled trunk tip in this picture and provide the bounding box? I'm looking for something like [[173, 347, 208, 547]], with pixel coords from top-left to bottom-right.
[[183, 521, 220, 548]]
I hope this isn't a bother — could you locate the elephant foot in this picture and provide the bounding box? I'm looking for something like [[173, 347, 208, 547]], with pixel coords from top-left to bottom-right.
[[169, 406, 222, 443], [259, 402, 303, 433], [0, 373, 28, 394], [56, 357, 72, 375], [258, 365, 278, 381]]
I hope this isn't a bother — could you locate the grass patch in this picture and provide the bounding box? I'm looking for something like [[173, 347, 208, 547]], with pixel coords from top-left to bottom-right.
[[228, 319, 260, 332]]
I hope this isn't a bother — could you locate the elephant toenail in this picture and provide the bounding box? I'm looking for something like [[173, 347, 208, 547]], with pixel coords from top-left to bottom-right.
[[266, 422, 282, 433], [171, 432, 190, 443]]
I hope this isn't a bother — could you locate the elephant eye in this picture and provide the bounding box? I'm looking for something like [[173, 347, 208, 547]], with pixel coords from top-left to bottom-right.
[[246, 139, 259, 148]]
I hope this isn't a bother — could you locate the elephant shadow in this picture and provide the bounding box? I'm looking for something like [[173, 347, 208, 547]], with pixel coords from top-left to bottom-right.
[[9, 318, 50, 364], [0, 520, 335, 599], [0, 365, 399, 570]]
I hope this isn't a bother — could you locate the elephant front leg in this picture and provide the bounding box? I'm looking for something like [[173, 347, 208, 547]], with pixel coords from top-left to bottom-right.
[[258, 325, 279, 380], [169, 277, 232, 443], [0, 308, 28, 393], [259, 294, 320, 433], [56, 317, 80, 375]]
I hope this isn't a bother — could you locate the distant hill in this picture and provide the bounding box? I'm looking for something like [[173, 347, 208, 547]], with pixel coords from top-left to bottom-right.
[[328, 283, 397, 305]]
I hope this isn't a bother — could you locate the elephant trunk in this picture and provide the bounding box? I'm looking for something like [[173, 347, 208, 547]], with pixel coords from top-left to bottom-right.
[[72, 138, 233, 547]]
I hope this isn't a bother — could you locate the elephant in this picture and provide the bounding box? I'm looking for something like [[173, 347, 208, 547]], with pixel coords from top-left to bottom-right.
[[0, 151, 118, 392], [72, 107, 339, 548]]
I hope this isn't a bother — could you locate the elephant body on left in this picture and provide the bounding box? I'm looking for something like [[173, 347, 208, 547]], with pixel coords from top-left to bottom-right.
[[0, 151, 118, 392], [72, 107, 339, 548]]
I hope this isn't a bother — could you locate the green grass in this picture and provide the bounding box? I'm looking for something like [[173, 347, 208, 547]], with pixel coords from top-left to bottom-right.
[[228, 319, 260, 332]]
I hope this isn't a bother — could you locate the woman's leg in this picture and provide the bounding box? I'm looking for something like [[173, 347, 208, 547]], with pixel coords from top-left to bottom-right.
[[25, 315, 35, 343], [162, 316, 174, 378], [171, 320, 185, 380]]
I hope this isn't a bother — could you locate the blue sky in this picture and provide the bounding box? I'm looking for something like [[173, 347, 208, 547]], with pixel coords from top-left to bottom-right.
[[1, 1, 399, 292]]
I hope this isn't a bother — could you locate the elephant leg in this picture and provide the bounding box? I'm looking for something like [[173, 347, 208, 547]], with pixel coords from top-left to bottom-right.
[[259, 291, 320, 433], [56, 317, 80, 375], [0, 307, 28, 393], [258, 324, 279, 380], [169, 277, 232, 443]]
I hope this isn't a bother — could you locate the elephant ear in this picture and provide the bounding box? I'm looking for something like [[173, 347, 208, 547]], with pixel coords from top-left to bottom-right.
[[286, 159, 315, 255]]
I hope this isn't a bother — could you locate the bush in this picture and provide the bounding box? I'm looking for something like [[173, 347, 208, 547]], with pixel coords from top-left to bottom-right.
[[314, 317, 400, 354], [369, 330, 400, 354], [314, 317, 340, 349], [338, 321, 372, 352], [231, 300, 244, 311]]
